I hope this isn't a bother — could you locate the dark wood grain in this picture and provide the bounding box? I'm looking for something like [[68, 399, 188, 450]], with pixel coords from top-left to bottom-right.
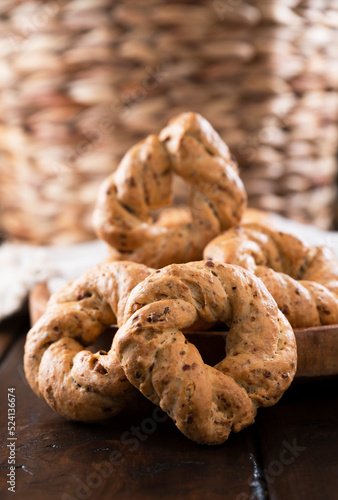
[[0, 312, 27, 362], [0, 326, 264, 500], [258, 379, 338, 500], [2, 316, 338, 500], [189, 326, 338, 378], [295, 325, 338, 377]]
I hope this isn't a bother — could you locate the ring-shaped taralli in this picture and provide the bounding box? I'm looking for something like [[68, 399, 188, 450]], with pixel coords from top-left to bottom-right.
[[114, 261, 297, 445], [204, 223, 338, 328], [24, 262, 153, 422], [93, 112, 247, 268]]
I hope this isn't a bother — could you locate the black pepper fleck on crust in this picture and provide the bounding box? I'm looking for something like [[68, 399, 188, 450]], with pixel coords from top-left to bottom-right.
[[114, 260, 297, 446]]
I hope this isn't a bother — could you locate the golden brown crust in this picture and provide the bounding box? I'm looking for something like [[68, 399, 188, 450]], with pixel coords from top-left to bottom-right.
[[93, 112, 247, 268], [24, 261, 153, 422], [114, 260, 297, 445], [204, 223, 338, 328]]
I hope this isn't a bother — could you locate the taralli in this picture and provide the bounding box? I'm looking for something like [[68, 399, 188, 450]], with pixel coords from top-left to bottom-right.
[[204, 223, 338, 328], [24, 262, 153, 422], [114, 260, 297, 445], [93, 112, 247, 268]]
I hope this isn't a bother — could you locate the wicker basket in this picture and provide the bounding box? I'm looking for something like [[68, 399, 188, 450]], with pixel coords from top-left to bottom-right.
[[0, 0, 337, 245]]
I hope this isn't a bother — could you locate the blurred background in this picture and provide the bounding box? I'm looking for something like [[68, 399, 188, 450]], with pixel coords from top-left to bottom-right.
[[0, 0, 337, 246]]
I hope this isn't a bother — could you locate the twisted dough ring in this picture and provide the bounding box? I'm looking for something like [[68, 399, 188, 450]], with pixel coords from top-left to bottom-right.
[[24, 262, 153, 422], [114, 261, 297, 445], [204, 223, 338, 328], [93, 112, 247, 268]]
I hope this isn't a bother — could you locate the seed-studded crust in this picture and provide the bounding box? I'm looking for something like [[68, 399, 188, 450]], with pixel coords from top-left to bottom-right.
[[114, 261, 297, 445], [204, 223, 338, 328], [93, 112, 247, 268], [24, 262, 153, 422]]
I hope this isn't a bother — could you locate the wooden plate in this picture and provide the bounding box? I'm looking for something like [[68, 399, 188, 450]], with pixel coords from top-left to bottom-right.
[[29, 282, 338, 379]]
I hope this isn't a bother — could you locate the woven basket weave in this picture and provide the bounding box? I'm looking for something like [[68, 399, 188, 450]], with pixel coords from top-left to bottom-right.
[[0, 0, 337, 244]]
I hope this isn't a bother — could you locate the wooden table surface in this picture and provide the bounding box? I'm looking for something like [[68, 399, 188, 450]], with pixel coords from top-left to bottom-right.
[[1, 312, 338, 500]]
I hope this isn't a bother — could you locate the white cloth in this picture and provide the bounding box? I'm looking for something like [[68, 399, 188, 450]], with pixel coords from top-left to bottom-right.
[[270, 214, 338, 253], [0, 215, 337, 321], [0, 239, 108, 320]]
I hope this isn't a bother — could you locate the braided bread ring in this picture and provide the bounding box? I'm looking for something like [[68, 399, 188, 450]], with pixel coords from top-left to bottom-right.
[[93, 112, 247, 268], [204, 223, 338, 328], [114, 261, 296, 445], [24, 262, 153, 422]]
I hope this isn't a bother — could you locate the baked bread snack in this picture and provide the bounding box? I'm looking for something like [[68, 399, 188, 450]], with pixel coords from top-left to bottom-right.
[[204, 223, 338, 328], [114, 260, 297, 445], [24, 261, 153, 422], [93, 112, 247, 268]]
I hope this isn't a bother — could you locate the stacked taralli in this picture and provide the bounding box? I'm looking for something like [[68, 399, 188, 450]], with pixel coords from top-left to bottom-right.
[[24, 112, 337, 445], [204, 223, 338, 328], [93, 112, 246, 267]]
